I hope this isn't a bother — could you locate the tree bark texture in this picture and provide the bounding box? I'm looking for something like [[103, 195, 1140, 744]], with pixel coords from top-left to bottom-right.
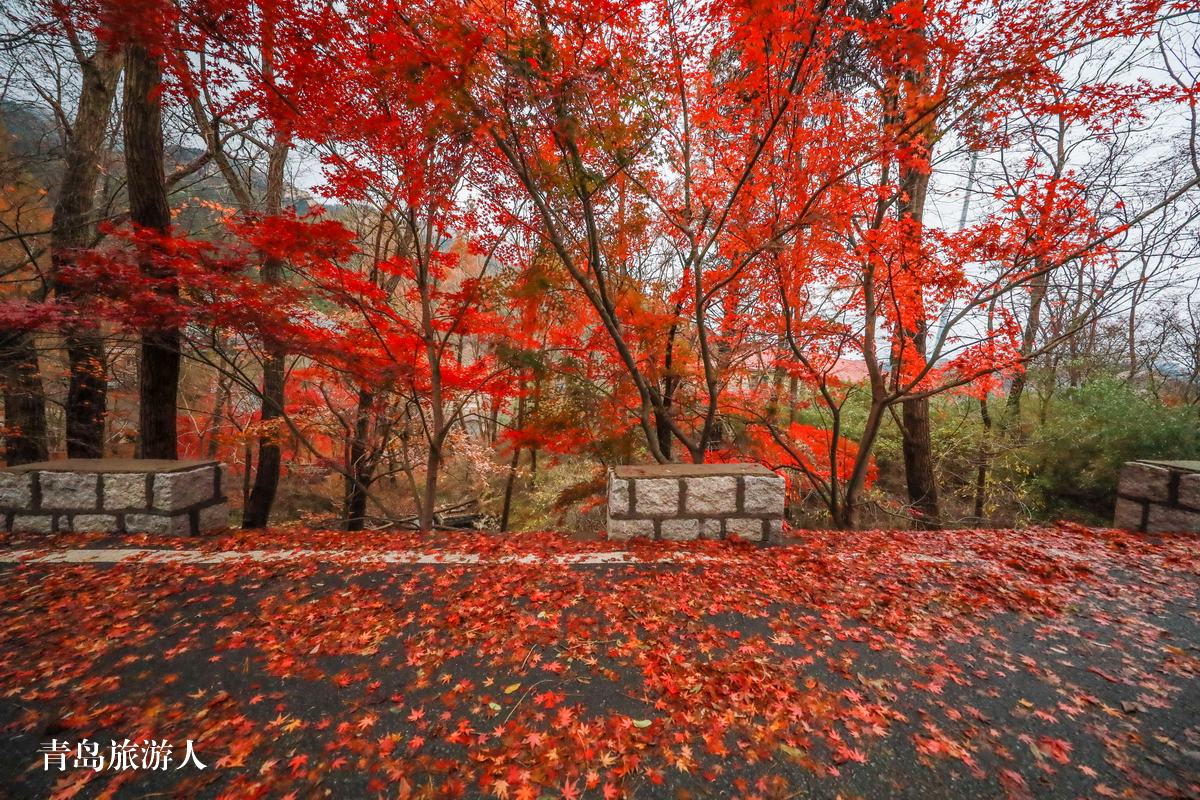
[[901, 391, 939, 529], [51, 44, 122, 458], [242, 137, 289, 529], [896, 136, 940, 530], [654, 320, 680, 461], [344, 389, 373, 531], [0, 330, 48, 464], [124, 44, 179, 460], [499, 387, 526, 533], [242, 346, 285, 528]]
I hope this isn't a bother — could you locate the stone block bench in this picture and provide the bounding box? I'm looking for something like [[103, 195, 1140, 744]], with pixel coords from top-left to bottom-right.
[[0, 459, 228, 536], [607, 463, 785, 543], [1114, 460, 1200, 534]]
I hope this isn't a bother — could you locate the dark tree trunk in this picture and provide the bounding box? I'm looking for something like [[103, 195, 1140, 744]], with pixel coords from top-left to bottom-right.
[[242, 346, 284, 528], [654, 409, 672, 461], [901, 392, 939, 529], [500, 387, 526, 532], [64, 336, 107, 458], [416, 243, 447, 533], [242, 137, 289, 529], [896, 139, 940, 530], [344, 389, 373, 531], [974, 393, 993, 521], [124, 44, 178, 460], [138, 328, 181, 460], [1, 330, 48, 464], [52, 44, 122, 458], [786, 375, 799, 425], [242, 440, 254, 508], [831, 400, 889, 531], [655, 323, 679, 461]]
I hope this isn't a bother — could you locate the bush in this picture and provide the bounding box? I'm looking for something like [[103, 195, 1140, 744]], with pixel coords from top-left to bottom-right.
[[1008, 379, 1200, 521]]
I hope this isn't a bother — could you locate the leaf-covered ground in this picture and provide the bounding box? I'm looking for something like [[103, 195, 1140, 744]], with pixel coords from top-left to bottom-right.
[[1, 525, 1198, 800]]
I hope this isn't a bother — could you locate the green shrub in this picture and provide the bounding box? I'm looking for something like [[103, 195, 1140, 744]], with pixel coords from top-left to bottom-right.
[[1007, 379, 1200, 520]]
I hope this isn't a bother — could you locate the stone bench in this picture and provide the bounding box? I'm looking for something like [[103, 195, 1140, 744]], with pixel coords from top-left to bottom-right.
[[607, 463, 785, 543], [1114, 460, 1200, 534], [0, 459, 228, 536]]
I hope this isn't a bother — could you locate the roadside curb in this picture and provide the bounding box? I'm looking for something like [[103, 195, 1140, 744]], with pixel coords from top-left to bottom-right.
[[0, 548, 712, 566]]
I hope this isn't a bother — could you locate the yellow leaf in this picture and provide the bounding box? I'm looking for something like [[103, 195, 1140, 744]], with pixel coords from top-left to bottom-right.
[[505, 683, 521, 694]]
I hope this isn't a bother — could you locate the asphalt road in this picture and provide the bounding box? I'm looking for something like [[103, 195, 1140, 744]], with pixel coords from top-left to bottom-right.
[[0, 533, 1197, 800]]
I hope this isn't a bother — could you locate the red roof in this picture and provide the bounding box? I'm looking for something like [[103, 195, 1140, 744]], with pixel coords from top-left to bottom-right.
[[828, 359, 871, 382]]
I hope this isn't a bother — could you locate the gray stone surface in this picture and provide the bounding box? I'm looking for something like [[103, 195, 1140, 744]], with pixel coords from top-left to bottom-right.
[[660, 518, 699, 541], [1179, 474, 1200, 511], [743, 475, 785, 515], [11, 514, 52, 534], [609, 477, 630, 516], [605, 464, 785, 545], [726, 517, 764, 542], [635, 479, 680, 516], [198, 503, 229, 532], [607, 518, 655, 541], [6, 458, 219, 474], [1113, 498, 1145, 532], [684, 476, 737, 515], [1117, 462, 1171, 503], [1146, 505, 1200, 534], [0, 473, 32, 507], [126, 513, 192, 536], [614, 463, 775, 479], [71, 514, 120, 533], [698, 519, 722, 540], [153, 467, 215, 512], [40, 472, 98, 510], [103, 473, 147, 510], [1138, 460, 1200, 473]]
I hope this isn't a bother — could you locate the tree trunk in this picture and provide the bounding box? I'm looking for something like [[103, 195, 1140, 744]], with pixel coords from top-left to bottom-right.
[[0, 330, 48, 464], [242, 137, 289, 529], [64, 336, 107, 458], [973, 393, 992, 521], [901, 392, 939, 529], [242, 440, 253, 509], [420, 431, 442, 532], [655, 322, 679, 461], [124, 44, 178, 460], [52, 44, 122, 458], [344, 389, 373, 531], [1005, 267, 1048, 423], [500, 387, 526, 532], [242, 347, 284, 528], [654, 406, 673, 461], [896, 142, 940, 530], [786, 375, 799, 426], [205, 374, 231, 460], [881, 0, 940, 529], [417, 243, 446, 532], [831, 401, 889, 531]]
